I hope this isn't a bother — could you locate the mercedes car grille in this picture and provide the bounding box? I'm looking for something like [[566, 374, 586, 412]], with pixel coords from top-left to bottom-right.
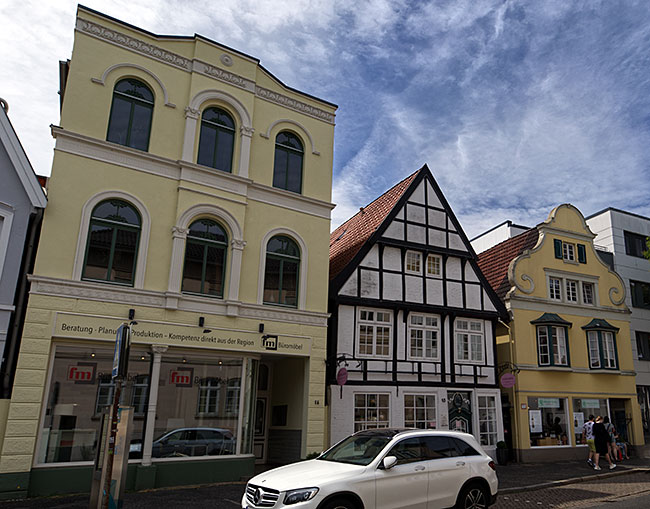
[[246, 484, 280, 507]]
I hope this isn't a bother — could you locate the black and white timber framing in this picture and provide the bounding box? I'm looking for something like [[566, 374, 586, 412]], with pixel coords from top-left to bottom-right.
[[327, 165, 508, 452]]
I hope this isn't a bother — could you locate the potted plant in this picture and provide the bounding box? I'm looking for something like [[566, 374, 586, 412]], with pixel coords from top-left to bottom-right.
[[495, 440, 508, 465]]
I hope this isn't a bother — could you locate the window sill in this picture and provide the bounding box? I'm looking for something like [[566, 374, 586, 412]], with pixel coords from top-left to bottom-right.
[[81, 277, 134, 288], [182, 291, 224, 300], [262, 301, 298, 309]]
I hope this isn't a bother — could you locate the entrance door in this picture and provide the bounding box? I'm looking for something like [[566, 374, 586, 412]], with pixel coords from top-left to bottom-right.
[[448, 391, 472, 434], [253, 363, 271, 463]]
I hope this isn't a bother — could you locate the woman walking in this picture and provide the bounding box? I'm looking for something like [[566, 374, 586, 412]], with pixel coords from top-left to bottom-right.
[[603, 416, 621, 461], [593, 416, 616, 470]]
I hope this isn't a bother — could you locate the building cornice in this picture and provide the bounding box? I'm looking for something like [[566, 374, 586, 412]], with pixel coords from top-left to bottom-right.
[[52, 127, 335, 219], [76, 17, 335, 124], [28, 276, 328, 327], [508, 294, 631, 319]]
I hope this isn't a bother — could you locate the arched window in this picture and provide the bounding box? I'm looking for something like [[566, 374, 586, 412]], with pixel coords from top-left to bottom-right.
[[82, 199, 141, 285], [197, 107, 235, 172], [182, 219, 228, 297], [263, 235, 300, 307], [273, 132, 303, 193], [106, 78, 154, 151]]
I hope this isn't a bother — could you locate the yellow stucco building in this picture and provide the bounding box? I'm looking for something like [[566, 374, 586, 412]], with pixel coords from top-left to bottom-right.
[[478, 205, 643, 462], [0, 6, 336, 498]]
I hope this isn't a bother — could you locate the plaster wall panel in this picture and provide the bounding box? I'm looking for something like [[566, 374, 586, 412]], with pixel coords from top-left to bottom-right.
[[360, 245, 379, 268], [426, 182, 442, 207], [340, 274, 357, 296], [426, 278, 444, 306], [449, 233, 465, 251], [483, 290, 497, 312], [383, 221, 404, 240], [359, 269, 380, 299], [407, 203, 426, 223], [410, 182, 425, 204], [337, 305, 355, 356], [383, 247, 402, 271], [465, 284, 481, 310], [405, 275, 424, 303], [428, 209, 446, 228], [447, 281, 463, 308], [383, 272, 402, 301], [465, 264, 480, 282], [428, 229, 446, 247], [407, 224, 426, 244]]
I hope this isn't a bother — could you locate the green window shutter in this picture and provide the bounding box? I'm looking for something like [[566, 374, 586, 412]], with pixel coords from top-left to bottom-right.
[[577, 244, 587, 263], [554, 239, 563, 259]]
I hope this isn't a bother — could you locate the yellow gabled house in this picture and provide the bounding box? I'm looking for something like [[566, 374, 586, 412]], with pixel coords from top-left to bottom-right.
[[478, 204, 644, 462], [0, 5, 336, 498]]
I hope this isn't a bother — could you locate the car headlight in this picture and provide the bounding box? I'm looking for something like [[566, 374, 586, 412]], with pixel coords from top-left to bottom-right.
[[283, 487, 319, 505]]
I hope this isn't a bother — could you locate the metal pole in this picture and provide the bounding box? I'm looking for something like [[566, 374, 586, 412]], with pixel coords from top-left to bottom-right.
[[101, 378, 122, 509]]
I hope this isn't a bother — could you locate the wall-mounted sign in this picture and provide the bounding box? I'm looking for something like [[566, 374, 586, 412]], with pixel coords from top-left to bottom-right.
[[500, 373, 516, 388], [54, 312, 311, 356], [529, 409, 542, 433], [170, 368, 194, 387], [67, 363, 96, 384], [336, 368, 348, 386], [574, 411, 584, 433], [581, 399, 600, 408], [538, 398, 560, 408]]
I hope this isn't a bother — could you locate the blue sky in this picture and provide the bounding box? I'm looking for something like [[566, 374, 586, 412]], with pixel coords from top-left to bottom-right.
[[2, 0, 650, 236]]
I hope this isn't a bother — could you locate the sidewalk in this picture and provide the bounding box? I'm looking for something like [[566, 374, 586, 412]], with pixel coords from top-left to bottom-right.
[[3, 457, 649, 507], [496, 456, 649, 493]]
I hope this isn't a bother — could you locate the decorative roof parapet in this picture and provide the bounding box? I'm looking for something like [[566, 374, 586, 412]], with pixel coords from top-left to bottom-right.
[[255, 86, 335, 124]]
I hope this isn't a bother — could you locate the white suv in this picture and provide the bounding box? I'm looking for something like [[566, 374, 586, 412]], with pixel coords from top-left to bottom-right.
[[242, 428, 498, 509]]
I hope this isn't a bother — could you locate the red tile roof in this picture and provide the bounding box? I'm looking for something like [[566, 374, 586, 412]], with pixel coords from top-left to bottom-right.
[[476, 228, 539, 301], [329, 170, 420, 281]]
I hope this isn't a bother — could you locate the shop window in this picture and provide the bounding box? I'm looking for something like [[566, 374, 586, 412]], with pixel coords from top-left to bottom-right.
[[354, 393, 389, 432], [528, 397, 569, 447], [587, 330, 618, 369], [404, 394, 437, 429], [407, 313, 439, 361], [38, 346, 149, 464], [197, 107, 235, 172], [156, 353, 243, 458], [106, 78, 153, 151], [82, 199, 141, 285], [572, 398, 608, 445], [478, 396, 498, 447], [536, 325, 569, 367], [263, 235, 300, 307], [273, 131, 303, 194], [357, 308, 392, 358], [455, 319, 484, 363], [181, 219, 228, 297]]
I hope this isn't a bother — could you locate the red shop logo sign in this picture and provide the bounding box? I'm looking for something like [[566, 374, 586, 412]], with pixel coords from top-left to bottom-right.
[[67, 363, 96, 384], [170, 368, 194, 387]]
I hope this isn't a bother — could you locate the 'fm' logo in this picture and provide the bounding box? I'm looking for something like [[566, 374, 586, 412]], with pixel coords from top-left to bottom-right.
[[68, 364, 96, 384], [262, 335, 278, 351], [170, 368, 193, 387]]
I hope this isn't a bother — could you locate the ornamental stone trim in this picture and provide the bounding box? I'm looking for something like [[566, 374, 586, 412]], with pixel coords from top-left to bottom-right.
[[76, 18, 192, 71], [255, 86, 335, 124], [194, 60, 254, 91], [184, 107, 200, 119]]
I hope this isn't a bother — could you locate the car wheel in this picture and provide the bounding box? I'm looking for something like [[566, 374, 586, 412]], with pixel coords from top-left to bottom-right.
[[456, 483, 489, 509], [320, 496, 357, 509]]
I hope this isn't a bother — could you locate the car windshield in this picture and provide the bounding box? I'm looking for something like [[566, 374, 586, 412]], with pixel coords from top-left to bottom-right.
[[319, 434, 391, 465]]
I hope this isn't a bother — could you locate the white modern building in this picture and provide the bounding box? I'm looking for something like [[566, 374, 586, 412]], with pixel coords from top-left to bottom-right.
[[586, 208, 650, 442]]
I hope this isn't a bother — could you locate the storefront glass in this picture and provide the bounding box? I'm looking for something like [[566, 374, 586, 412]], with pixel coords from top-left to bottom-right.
[[37, 345, 150, 464], [528, 397, 570, 447], [572, 398, 608, 444], [154, 352, 243, 458]]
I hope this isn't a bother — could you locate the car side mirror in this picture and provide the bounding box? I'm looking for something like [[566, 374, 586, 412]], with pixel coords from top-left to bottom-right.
[[383, 456, 398, 470]]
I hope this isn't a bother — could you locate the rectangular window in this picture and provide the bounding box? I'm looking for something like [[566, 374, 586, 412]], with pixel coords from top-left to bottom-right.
[[631, 280, 650, 309], [587, 330, 618, 370], [537, 326, 569, 366], [624, 231, 649, 258], [602, 331, 616, 368], [358, 309, 392, 358], [406, 251, 422, 274], [354, 393, 389, 431], [455, 319, 484, 363], [636, 331, 650, 360], [549, 277, 562, 300], [588, 331, 601, 368], [528, 397, 570, 447], [582, 282, 594, 305], [426, 254, 441, 277], [478, 396, 498, 447], [563, 242, 575, 261], [408, 314, 439, 360], [197, 378, 221, 415], [566, 280, 578, 303], [404, 394, 437, 429]]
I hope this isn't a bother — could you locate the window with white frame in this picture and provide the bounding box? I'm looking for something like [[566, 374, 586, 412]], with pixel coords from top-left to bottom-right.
[[354, 393, 389, 431], [566, 280, 578, 303], [225, 378, 240, 415], [131, 374, 149, 416], [478, 395, 498, 447], [358, 309, 392, 357], [582, 282, 595, 305], [408, 314, 439, 360], [587, 330, 618, 369], [549, 277, 562, 300], [197, 377, 221, 415], [426, 254, 441, 277], [455, 319, 484, 363], [537, 325, 569, 366], [404, 394, 437, 429], [563, 242, 575, 261], [405, 251, 422, 274], [95, 377, 115, 415]]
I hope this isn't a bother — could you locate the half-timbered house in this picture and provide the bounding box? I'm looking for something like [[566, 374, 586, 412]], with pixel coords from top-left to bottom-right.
[[327, 165, 507, 455]]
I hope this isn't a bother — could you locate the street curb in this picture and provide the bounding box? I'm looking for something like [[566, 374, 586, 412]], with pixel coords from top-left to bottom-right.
[[500, 467, 650, 494]]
